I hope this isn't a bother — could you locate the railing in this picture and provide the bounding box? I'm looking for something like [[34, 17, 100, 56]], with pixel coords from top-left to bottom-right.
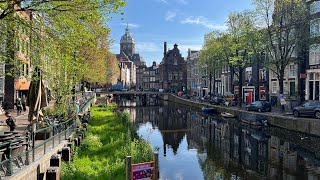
[[0, 118, 77, 178], [0, 94, 94, 178]]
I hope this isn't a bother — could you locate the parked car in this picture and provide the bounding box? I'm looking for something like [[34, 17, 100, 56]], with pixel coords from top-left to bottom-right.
[[246, 101, 271, 112], [293, 101, 320, 118], [211, 96, 224, 105]]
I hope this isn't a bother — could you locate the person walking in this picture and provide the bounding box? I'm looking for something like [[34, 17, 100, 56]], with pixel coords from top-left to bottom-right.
[[5, 112, 16, 131], [16, 98, 22, 116], [21, 95, 27, 112]]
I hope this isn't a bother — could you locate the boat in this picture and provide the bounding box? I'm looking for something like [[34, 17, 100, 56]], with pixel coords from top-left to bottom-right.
[[201, 107, 215, 114], [239, 112, 267, 126], [221, 112, 236, 118]]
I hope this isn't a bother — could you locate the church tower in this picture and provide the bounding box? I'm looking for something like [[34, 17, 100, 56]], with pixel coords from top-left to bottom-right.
[[120, 24, 135, 57]]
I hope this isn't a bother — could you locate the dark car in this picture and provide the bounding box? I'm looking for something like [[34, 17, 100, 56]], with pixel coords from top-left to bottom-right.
[[246, 101, 271, 112], [211, 96, 224, 105], [293, 101, 320, 118]]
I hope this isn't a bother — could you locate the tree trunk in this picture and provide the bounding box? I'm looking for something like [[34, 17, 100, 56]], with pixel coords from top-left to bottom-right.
[[238, 67, 243, 108], [209, 72, 212, 96], [279, 71, 285, 113]]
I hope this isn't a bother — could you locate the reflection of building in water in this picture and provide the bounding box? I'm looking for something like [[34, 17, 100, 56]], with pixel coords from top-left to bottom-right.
[[158, 104, 188, 155], [268, 134, 320, 179]]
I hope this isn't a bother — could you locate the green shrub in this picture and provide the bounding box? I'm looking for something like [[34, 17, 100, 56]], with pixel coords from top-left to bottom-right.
[[62, 106, 153, 180]]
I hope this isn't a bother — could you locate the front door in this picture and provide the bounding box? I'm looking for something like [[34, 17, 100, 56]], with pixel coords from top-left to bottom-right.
[[247, 92, 252, 104]]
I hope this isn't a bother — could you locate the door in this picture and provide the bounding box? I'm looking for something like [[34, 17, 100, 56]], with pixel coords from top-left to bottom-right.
[[247, 92, 252, 104]]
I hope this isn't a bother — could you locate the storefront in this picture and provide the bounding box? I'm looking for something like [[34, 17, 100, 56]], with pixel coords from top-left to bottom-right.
[[305, 69, 320, 100], [242, 86, 255, 104]]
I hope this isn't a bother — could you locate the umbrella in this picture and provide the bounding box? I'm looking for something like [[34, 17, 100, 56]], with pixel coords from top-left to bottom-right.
[[26, 68, 48, 131]]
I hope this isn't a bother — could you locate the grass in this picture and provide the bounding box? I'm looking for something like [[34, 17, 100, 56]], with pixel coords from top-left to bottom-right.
[[61, 104, 153, 180]]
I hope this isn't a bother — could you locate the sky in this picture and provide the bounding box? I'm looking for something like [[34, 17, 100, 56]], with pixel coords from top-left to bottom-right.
[[108, 0, 254, 66]]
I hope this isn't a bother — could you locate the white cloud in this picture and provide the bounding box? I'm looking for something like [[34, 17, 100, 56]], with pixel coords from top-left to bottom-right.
[[136, 42, 161, 52], [155, 0, 168, 3], [176, 0, 188, 4], [165, 11, 177, 21], [181, 16, 227, 30], [121, 23, 140, 28]]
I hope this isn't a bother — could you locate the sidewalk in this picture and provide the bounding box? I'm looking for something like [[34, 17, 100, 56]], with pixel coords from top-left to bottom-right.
[[0, 110, 29, 132], [0, 101, 55, 132]]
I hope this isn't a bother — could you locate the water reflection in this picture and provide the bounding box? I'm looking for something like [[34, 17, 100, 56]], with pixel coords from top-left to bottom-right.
[[122, 100, 320, 180]]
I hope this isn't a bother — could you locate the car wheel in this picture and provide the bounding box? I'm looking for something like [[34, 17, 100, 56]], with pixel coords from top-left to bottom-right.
[[258, 108, 262, 112], [268, 108, 271, 112], [293, 110, 299, 117], [246, 107, 249, 111], [315, 111, 320, 119]]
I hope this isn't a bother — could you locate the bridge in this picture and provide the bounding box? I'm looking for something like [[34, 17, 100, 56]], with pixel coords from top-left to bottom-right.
[[97, 91, 165, 96]]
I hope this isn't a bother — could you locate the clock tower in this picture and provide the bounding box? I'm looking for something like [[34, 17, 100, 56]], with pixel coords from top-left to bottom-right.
[[120, 24, 135, 57]]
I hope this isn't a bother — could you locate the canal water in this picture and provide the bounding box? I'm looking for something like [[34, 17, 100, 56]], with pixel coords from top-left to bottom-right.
[[116, 98, 320, 180]]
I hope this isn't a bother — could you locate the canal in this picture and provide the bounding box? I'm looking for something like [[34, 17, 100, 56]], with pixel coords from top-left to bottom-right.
[[116, 97, 320, 180]]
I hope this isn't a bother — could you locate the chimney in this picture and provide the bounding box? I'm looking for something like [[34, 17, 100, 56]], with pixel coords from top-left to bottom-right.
[[164, 42, 167, 55]]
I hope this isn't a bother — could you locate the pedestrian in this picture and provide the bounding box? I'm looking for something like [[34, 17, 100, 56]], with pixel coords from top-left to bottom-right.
[[21, 95, 27, 112], [16, 98, 22, 116], [5, 112, 16, 131]]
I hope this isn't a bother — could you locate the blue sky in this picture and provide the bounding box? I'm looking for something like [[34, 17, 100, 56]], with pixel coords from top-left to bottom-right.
[[108, 0, 253, 66]]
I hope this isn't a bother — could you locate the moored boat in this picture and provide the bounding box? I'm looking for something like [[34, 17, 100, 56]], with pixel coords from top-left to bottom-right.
[[201, 107, 215, 114], [221, 112, 236, 118]]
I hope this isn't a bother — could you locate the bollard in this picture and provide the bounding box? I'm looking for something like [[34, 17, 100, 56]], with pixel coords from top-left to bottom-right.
[[46, 167, 60, 180], [77, 135, 82, 146], [126, 156, 131, 180], [66, 142, 73, 152], [61, 147, 71, 162], [73, 138, 78, 147], [50, 154, 61, 168]]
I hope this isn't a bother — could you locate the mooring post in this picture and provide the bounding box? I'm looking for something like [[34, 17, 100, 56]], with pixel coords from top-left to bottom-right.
[[126, 156, 132, 180], [153, 152, 159, 180]]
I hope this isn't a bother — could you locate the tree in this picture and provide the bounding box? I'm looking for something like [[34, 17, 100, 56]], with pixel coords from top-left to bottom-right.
[[199, 31, 225, 96], [227, 11, 264, 107], [254, 0, 308, 111], [0, 0, 126, 20]]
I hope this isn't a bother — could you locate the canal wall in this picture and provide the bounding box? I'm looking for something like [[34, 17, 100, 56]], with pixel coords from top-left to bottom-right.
[[163, 93, 320, 137]]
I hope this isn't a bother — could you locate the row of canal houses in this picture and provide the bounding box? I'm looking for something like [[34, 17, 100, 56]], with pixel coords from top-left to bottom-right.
[[187, 0, 320, 107]]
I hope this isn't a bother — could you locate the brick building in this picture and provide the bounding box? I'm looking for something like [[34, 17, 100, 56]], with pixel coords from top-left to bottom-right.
[[159, 42, 187, 92]]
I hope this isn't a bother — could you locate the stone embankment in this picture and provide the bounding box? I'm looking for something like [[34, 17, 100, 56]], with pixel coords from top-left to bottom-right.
[[160, 93, 320, 137]]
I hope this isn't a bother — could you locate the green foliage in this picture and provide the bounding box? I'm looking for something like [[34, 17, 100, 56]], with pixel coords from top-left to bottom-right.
[[62, 106, 153, 180]]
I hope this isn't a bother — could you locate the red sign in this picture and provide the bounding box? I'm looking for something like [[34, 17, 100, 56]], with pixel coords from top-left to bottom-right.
[[259, 86, 266, 93], [131, 162, 154, 180]]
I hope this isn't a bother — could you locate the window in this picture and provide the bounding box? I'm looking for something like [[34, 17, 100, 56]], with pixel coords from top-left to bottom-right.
[[259, 69, 266, 81], [168, 73, 172, 80], [272, 81, 278, 93], [310, 18, 320, 37], [310, 1, 320, 15], [290, 81, 295, 96], [271, 71, 277, 79], [309, 44, 320, 65], [289, 64, 295, 77], [174, 59, 178, 65]]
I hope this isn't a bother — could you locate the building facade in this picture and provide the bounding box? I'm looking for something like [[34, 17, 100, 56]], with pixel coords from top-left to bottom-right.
[[116, 25, 145, 89], [306, 0, 320, 101], [3, 8, 31, 109], [186, 49, 201, 95], [159, 42, 187, 92]]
